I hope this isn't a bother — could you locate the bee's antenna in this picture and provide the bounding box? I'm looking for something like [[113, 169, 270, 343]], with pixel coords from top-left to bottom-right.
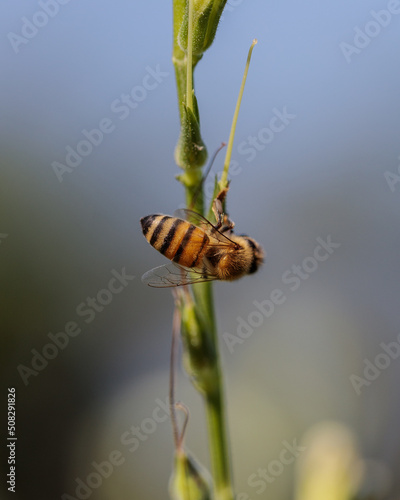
[[190, 142, 226, 210]]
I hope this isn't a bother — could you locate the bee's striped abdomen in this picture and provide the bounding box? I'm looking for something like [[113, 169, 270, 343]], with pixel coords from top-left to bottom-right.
[[140, 215, 209, 269]]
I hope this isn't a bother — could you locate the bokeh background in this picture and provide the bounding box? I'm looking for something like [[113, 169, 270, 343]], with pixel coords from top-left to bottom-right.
[[1, 1, 400, 499]]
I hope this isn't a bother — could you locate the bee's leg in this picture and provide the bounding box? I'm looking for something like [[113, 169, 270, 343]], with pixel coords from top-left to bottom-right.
[[221, 214, 235, 233], [212, 197, 224, 229], [212, 185, 235, 232]]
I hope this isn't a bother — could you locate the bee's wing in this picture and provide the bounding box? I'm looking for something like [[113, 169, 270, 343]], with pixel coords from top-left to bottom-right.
[[141, 262, 219, 288], [174, 209, 237, 247]]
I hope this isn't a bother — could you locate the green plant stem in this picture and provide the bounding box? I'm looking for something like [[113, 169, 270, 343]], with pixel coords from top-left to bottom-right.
[[219, 39, 257, 191], [186, 0, 194, 111], [192, 281, 233, 500], [198, 44, 257, 498], [172, 0, 187, 119], [172, 0, 202, 124], [172, 1, 235, 498], [206, 390, 233, 500]]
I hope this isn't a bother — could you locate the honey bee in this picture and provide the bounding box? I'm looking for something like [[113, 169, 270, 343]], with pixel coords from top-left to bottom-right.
[[140, 190, 264, 287]]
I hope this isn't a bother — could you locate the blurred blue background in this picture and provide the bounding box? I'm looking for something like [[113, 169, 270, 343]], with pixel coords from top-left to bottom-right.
[[1, 1, 400, 499]]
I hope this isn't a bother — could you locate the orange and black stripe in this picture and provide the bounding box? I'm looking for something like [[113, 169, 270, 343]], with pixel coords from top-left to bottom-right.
[[140, 214, 209, 268], [245, 237, 258, 274]]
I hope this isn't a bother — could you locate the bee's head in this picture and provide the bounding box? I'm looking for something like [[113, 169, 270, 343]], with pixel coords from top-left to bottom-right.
[[242, 236, 265, 274]]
